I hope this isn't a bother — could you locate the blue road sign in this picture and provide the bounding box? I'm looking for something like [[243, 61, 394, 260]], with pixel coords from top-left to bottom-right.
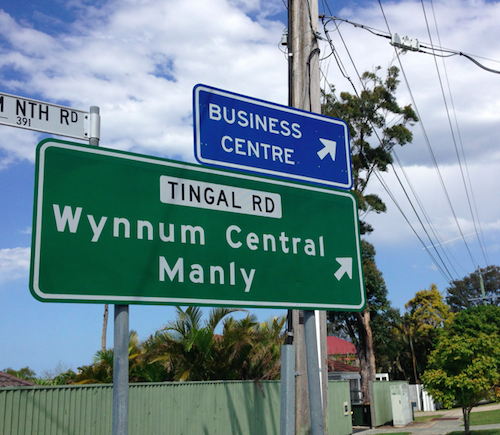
[[193, 84, 352, 190]]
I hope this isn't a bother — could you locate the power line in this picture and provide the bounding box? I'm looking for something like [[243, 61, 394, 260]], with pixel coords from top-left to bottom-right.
[[319, 23, 452, 278], [373, 169, 454, 282], [319, 0, 492, 280], [426, 0, 490, 266], [377, 0, 483, 272], [321, 17, 361, 97], [418, 0, 481, 270], [318, 15, 458, 282], [320, 1, 491, 269], [321, 15, 500, 74], [391, 149, 461, 279]]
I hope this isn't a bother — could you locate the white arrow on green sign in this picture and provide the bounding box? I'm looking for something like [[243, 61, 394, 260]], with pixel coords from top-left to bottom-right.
[[30, 139, 366, 310]]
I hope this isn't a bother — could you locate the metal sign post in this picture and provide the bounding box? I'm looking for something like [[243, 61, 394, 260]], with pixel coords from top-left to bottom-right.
[[280, 344, 296, 435], [304, 310, 325, 435], [112, 305, 129, 435], [88, 106, 101, 146], [82, 106, 128, 435]]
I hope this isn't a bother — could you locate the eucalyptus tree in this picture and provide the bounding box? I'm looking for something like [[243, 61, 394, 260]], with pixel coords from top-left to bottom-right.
[[328, 240, 397, 401], [395, 285, 452, 383], [322, 65, 418, 234], [323, 66, 418, 402]]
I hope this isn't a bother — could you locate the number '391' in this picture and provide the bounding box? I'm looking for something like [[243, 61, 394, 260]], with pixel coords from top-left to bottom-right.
[[16, 117, 31, 126]]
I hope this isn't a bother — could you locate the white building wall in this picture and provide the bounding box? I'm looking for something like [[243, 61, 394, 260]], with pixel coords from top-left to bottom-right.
[[408, 384, 436, 412]]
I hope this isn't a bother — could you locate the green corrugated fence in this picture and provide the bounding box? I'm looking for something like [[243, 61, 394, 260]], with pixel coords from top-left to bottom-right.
[[0, 384, 113, 435], [129, 381, 281, 435], [0, 380, 352, 435]]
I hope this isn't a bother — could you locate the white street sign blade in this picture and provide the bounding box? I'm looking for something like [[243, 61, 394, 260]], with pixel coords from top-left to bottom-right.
[[0, 92, 89, 140]]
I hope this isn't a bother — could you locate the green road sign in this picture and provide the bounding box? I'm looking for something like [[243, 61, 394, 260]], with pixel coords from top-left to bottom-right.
[[30, 139, 366, 310]]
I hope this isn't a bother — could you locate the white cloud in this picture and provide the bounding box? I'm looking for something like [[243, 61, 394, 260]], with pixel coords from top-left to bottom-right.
[[0, 11, 57, 55], [0, 128, 40, 168], [0, 247, 30, 284], [364, 158, 500, 259], [2, 0, 495, 171], [1, 0, 500, 283], [0, 0, 287, 164]]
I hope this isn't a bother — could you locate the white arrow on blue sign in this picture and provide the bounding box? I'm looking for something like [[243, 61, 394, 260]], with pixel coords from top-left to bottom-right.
[[193, 84, 353, 190]]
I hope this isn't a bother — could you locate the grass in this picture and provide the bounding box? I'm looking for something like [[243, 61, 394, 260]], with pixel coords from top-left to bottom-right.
[[471, 410, 500, 426], [449, 431, 500, 435]]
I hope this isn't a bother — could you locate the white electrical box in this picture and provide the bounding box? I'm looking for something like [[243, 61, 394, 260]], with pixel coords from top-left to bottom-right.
[[390, 383, 413, 427]]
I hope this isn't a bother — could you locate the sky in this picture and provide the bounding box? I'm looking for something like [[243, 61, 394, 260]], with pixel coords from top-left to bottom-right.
[[1, 0, 500, 376]]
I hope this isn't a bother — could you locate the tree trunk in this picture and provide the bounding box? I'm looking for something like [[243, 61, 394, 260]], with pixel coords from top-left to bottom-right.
[[409, 335, 419, 384], [101, 304, 109, 352], [356, 309, 376, 403], [463, 407, 471, 435]]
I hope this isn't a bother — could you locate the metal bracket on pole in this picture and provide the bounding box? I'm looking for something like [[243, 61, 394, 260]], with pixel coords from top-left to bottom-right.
[[89, 106, 100, 146]]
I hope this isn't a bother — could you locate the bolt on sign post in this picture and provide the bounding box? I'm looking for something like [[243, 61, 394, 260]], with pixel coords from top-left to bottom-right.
[[30, 139, 366, 311]]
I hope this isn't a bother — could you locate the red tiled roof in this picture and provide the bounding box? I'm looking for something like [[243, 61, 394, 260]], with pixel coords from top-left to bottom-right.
[[327, 360, 360, 373], [327, 336, 357, 356], [0, 371, 35, 387]]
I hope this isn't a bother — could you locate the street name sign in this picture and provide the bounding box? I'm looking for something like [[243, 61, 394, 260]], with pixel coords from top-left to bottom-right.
[[193, 84, 353, 190], [30, 139, 365, 310], [0, 92, 89, 140]]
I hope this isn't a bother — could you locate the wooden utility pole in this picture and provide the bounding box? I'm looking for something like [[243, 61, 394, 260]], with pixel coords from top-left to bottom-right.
[[289, 0, 321, 112], [287, 0, 329, 433]]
